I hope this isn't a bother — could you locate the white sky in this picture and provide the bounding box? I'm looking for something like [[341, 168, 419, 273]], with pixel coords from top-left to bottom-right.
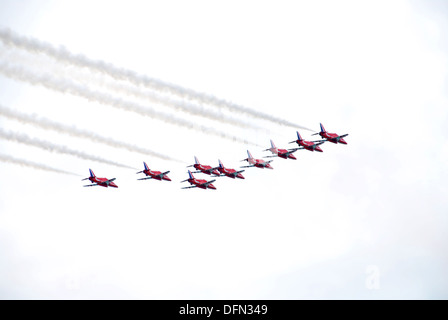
[[0, 0, 447, 299]]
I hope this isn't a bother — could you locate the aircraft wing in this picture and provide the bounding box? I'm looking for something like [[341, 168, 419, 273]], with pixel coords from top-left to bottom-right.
[[315, 141, 326, 146], [181, 185, 198, 189], [228, 170, 244, 177], [240, 165, 254, 168], [201, 179, 216, 187], [83, 183, 99, 187], [157, 171, 170, 178], [261, 163, 270, 167], [105, 178, 116, 184], [288, 147, 303, 151], [138, 176, 153, 180], [205, 168, 220, 175], [338, 134, 349, 138]]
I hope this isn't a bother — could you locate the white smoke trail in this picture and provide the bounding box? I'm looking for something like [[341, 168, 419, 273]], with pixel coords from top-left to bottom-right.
[[0, 62, 260, 147], [0, 128, 136, 170], [0, 153, 80, 176], [0, 27, 313, 131], [93, 79, 265, 131], [1, 38, 262, 131], [0, 104, 181, 162]]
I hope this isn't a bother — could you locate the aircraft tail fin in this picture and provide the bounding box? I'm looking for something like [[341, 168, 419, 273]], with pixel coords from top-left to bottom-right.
[[247, 150, 253, 159], [270, 139, 279, 154], [143, 162, 149, 171], [296, 131, 303, 141], [188, 170, 194, 180], [89, 169, 95, 178], [218, 159, 224, 168], [194, 156, 200, 164], [320, 123, 326, 133]]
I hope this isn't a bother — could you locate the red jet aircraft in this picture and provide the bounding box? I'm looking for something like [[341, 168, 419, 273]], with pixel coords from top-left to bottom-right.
[[136, 162, 171, 181], [241, 150, 273, 169], [264, 140, 298, 160], [217, 159, 245, 179], [181, 170, 216, 190], [82, 169, 118, 188], [289, 131, 325, 152], [312, 123, 348, 144], [187, 156, 220, 176]]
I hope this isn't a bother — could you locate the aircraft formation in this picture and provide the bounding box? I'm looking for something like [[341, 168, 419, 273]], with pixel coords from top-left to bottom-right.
[[82, 123, 348, 190]]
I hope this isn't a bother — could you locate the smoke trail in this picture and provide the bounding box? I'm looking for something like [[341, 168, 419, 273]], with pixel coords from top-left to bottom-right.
[[95, 79, 265, 131], [0, 38, 262, 131], [0, 28, 312, 131], [0, 104, 181, 162], [0, 62, 260, 147], [0, 153, 79, 176], [0, 128, 136, 170]]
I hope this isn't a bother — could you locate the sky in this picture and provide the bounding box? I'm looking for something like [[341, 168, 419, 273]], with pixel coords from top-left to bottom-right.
[[0, 0, 447, 299]]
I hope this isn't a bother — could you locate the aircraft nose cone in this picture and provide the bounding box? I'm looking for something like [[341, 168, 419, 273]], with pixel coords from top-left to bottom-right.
[[209, 184, 216, 190]]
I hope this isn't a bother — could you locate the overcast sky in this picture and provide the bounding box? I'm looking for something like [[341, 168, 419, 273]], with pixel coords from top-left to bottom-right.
[[0, 0, 447, 299]]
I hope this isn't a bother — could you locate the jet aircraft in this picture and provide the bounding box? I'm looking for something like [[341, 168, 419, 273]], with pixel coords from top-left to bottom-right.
[[181, 170, 217, 190], [312, 123, 348, 144], [187, 156, 220, 176], [217, 159, 245, 179], [136, 162, 171, 181], [264, 140, 298, 160], [289, 131, 325, 152], [241, 150, 273, 169], [82, 169, 118, 188]]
